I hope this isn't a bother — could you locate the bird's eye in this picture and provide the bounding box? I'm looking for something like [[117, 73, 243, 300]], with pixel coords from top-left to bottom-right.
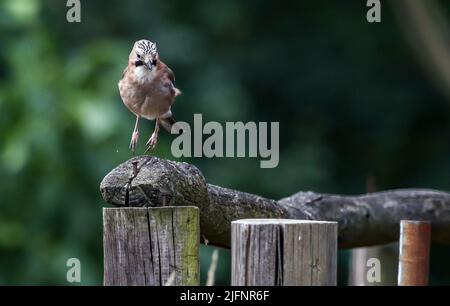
[[137, 54, 141, 59]]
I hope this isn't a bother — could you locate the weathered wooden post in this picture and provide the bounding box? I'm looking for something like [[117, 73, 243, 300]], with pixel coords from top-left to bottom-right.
[[349, 243, 398, 286], [231, 219, 338, 286], [103, 206, 200, 286], [398, 220, 431, 286]]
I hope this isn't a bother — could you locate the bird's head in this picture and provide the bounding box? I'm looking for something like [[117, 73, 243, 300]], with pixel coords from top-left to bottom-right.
[[131, 39, 158, 71]]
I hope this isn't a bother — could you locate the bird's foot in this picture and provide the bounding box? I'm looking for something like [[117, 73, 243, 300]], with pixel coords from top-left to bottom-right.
[[145, 133, 158, 153], [129, 130, 139, 155]]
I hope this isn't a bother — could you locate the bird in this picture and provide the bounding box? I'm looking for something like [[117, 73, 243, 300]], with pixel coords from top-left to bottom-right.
[[118, 39, 181, 154]]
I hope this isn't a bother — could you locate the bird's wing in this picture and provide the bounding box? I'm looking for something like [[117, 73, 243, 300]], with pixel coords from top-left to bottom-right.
[[167, 67, 176, 86], [122, 66, 128, 78], [160, 115, 177, 133], [167, 66, 182, 96]]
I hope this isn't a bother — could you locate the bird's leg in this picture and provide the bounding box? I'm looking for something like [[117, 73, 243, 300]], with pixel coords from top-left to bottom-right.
[[145, 118, 160, 153], [129, 115, 140, 155]]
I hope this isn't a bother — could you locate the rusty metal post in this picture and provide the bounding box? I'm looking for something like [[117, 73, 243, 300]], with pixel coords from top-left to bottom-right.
[[397, 220, 431, 286]]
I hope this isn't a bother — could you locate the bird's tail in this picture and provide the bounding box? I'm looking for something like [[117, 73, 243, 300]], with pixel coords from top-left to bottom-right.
[[160, 116, 177, 133]]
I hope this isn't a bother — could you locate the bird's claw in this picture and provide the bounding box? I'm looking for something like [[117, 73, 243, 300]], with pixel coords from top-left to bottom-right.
[[145, 134, 158, 153], [129, 130, 139, 155]]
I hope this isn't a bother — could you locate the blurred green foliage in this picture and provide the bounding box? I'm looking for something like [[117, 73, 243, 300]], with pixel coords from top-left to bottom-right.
[[0, 0, 449, 285]]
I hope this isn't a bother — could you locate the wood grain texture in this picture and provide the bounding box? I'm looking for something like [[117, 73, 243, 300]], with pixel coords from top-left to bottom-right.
[[231, 219, 337, 286], [103, 206, 199, 286], [100, 156, 450, 248], [398, 220, 431, 286]]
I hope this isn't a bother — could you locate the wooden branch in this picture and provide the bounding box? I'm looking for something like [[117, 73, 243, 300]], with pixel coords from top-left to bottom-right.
[[100, 156, 450, 249]]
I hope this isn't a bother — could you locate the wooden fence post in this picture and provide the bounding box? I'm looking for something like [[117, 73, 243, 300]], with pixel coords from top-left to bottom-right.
[[349, 243, 398, 286], [231, 219, 338, 286], [398, 220, 431, 286], [103, 206, 200, 286]]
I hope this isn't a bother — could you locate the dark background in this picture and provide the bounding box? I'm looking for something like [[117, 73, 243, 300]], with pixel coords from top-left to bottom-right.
[[0, 0, 449, 285]]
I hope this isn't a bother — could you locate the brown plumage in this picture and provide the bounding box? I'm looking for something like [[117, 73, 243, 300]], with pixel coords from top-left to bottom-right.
[[118, 39, 181, 153]]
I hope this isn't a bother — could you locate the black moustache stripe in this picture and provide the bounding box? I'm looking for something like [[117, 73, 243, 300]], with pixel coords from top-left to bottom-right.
[[135, 60, 144, 67]]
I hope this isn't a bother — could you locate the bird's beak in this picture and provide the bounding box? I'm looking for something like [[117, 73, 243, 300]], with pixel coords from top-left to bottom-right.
[[145, 61, 153, 71]]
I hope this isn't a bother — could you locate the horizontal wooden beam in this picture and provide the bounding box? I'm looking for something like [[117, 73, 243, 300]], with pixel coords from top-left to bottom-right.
[[100, 156, 450, 249]]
